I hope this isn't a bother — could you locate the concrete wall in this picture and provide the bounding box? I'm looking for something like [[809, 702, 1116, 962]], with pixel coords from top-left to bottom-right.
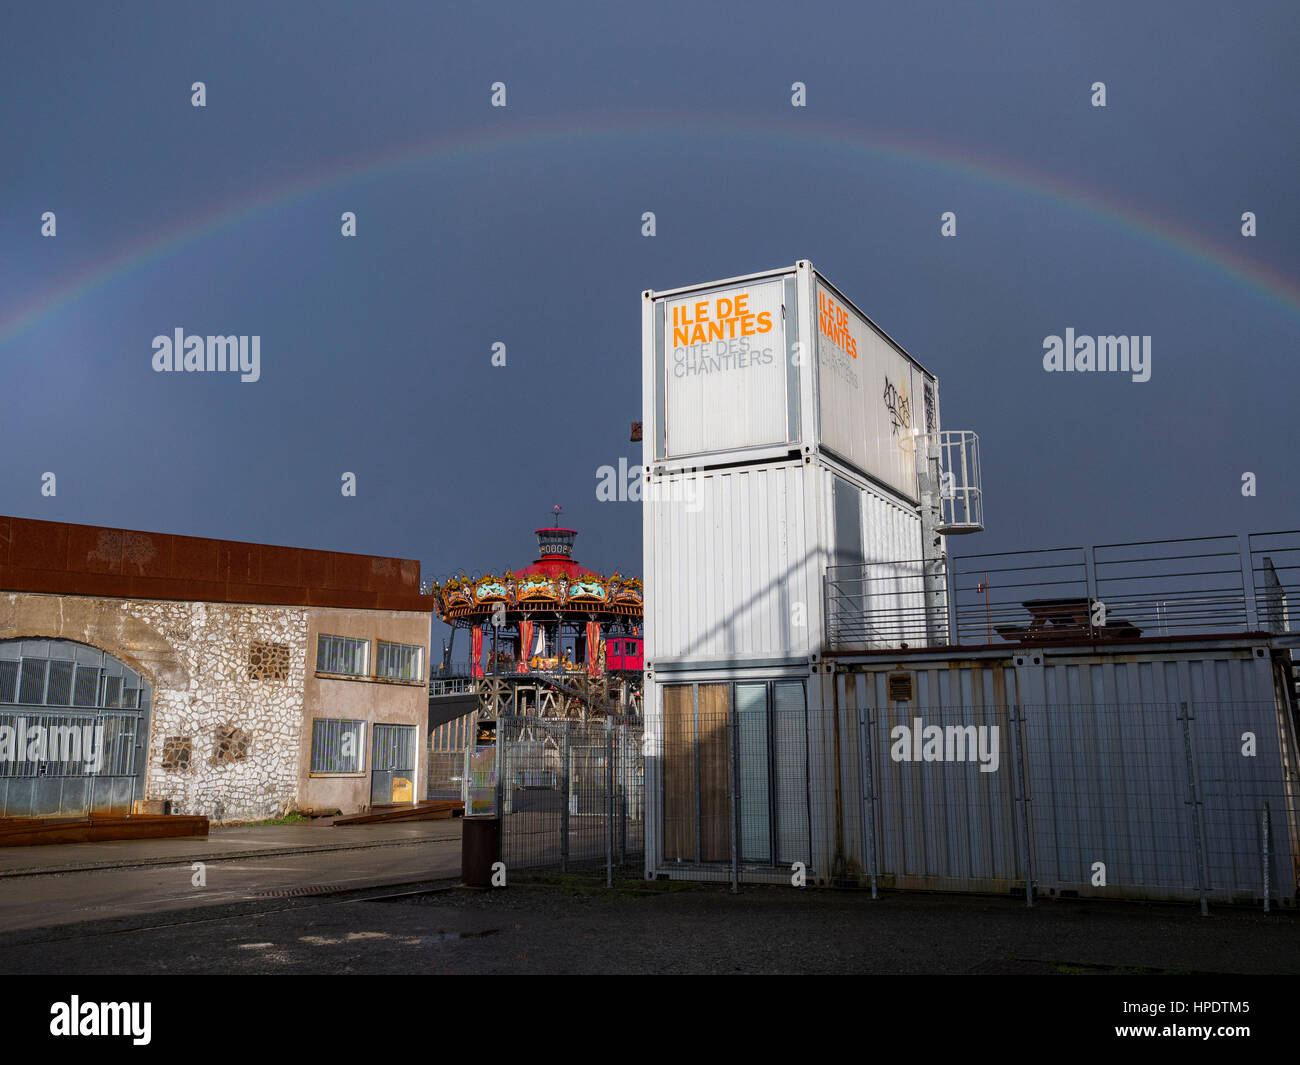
[[300, 608, 431, 813]]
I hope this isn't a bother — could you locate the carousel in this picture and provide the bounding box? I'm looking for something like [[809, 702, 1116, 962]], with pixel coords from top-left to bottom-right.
[[428, 509, 643, 720]]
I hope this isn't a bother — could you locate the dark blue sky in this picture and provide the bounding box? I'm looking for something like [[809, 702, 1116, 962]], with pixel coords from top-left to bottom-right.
[[2, 1, 1297, 647]]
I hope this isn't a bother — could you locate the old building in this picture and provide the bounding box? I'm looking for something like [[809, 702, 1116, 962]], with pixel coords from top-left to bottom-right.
[[0, 516, 434, 822]]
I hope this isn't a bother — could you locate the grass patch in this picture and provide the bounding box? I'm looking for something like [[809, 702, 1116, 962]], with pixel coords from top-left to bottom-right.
[[240, 811, 311, 827]]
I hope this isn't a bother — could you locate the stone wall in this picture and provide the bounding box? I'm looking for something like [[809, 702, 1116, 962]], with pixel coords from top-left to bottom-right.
[[0, 592, 308, 822], [128, 600, 307, 821]]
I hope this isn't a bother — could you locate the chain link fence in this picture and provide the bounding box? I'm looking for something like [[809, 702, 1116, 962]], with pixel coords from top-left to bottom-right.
[[497, 714, 644, 883], [652, 696, 1300, 908]]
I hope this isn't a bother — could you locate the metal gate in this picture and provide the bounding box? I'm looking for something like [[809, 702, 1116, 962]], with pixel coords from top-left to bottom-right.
[[0, 639, 152, 817], [370, 724, 416, 806]]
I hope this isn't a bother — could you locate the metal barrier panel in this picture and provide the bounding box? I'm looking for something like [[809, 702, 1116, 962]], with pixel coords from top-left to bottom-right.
[[865, 701, 1023, 894], [498, 715, 644, 878], [647, 684, 1300, 906]]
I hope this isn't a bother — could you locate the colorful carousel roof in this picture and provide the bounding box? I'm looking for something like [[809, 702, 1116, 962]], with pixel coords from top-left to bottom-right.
[[430, 521, 642, 626]]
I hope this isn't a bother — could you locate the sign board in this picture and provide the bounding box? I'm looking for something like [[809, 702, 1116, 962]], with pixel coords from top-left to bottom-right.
[[662, 280, 788, 457], [815, 280, 929, 501]]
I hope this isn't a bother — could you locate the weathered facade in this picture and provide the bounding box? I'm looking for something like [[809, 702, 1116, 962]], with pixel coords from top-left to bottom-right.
[[0, 516, 433, 822]]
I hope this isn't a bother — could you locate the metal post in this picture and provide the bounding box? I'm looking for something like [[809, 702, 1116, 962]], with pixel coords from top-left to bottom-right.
[[494, 715, 505, 867], [617, 723, 628, 864], [729, 701, 739, 895], [1262, 801, 1272, 913], [946, 557, 958, 649], [1178, 702, 1211, 917], [559, 720, 570, 873], [605, 715, 614, 888], [1010, 705, 1034, 908], [857, 704, 879, 899], [1084, 546, 1099, 633], [917, 437, 948, 646]]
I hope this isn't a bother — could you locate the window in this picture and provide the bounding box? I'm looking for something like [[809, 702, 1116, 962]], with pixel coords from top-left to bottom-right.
[[311, 718, 366, 774], [316, 635, 369, 676], [376, 640, 423, 682]]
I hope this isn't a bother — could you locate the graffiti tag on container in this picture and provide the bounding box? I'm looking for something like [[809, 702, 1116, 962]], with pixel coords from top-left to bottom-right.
[[883, 377, 912, 437]]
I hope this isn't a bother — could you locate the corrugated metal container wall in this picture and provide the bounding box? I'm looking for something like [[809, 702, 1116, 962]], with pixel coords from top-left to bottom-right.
[[818, 662, 1024, 892], [1021, 647, 1297, 903], [818, 645, 1298, 903], [645, 461, 815, 662], [821, 463, 927, 648]]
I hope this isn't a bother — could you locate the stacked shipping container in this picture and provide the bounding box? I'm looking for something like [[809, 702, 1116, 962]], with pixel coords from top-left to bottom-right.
[[640, 264, 1298, 904], [641, 262, 938, 883]]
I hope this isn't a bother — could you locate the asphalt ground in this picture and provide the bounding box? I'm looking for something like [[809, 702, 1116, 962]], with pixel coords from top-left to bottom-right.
[[3, 872, 1298, 976]]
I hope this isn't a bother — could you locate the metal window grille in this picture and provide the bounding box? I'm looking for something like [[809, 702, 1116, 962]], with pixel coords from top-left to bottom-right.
[[46, 660, 74, 706], [73, 665, 99, 706], [310, 718, 366, 773], [19, 660, 48, 705], [376, 640, 423, 681], [316, 635, 369, 676]]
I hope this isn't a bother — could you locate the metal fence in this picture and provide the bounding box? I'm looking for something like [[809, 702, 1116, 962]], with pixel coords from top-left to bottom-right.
[[825, 530, 1300, 651], [651, 699, 1300, 909], [497, 714, 644, 883]]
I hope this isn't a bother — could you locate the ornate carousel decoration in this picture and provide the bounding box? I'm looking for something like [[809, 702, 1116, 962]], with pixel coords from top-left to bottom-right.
[[429, 509, 643, 719]]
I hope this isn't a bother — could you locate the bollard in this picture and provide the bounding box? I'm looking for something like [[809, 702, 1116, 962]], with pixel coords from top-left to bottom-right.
[[461, 815, 500, 888]]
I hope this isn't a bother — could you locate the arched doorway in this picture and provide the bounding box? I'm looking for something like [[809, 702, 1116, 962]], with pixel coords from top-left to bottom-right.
[[0, 639, 154, 817]]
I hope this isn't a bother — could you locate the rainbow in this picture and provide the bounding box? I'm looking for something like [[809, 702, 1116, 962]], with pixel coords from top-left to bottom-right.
[[3, 115, 1296, 349]]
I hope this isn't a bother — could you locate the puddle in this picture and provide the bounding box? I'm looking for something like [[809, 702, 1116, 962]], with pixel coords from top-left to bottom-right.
[[423, 928, 500, 943]]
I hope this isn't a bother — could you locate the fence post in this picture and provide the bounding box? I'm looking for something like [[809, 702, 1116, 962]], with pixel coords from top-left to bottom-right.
[[945, 556, 958, 648], [1262, 801, 1272, 914], [559, 719, 569, 874], [1085, 545, 1098, 617], [729, 701, 739, 895], [605, 715, 614, 888], [858, 704, 879, 899], [618, 723, 628, 865], [1178, 702, 1211, 917], [1010, 704, 1034, 908]]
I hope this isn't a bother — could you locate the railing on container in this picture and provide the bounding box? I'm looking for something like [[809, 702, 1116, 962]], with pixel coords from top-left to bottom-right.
[[1250, 531, 1300, 636], [825, 531, 1295, 651]]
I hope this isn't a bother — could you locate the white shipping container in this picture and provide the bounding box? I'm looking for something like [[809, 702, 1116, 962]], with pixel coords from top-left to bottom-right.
[[642, 455, 925, 667], [642, 261, 938, 502], [643, 459, 817, 663]]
